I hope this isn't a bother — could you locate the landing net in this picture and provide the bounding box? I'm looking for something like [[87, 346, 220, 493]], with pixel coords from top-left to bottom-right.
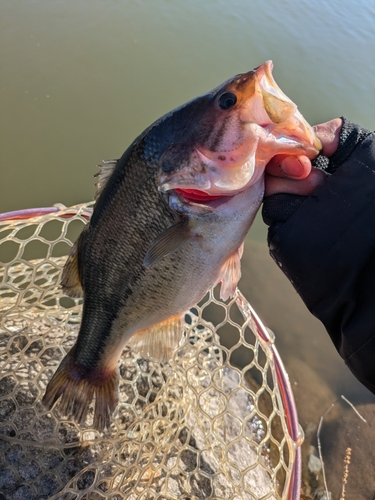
[[0, 203, 302, 500]]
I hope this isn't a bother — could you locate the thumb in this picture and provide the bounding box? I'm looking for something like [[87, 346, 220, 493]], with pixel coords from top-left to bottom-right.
[[313, 118, 343, 157]]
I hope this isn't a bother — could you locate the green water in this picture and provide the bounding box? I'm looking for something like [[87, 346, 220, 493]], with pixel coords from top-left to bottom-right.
[[1, 0, 374, 217]]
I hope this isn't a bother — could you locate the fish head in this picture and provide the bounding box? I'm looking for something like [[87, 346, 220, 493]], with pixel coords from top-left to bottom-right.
[[157, 60, 321, 203]]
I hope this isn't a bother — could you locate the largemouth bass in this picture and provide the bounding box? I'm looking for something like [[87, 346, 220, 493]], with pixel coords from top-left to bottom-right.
[[43, 61, 320, 430]]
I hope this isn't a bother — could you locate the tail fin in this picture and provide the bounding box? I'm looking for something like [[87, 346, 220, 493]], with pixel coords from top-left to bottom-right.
[[42, 348, 119, 431]]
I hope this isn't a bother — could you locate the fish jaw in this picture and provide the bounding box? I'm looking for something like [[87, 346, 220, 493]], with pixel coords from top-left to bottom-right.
[[160, 141, 263, 196], [238, 60, 322, 158], [159, 60, 321, 198], [166, 173, 265, 227]]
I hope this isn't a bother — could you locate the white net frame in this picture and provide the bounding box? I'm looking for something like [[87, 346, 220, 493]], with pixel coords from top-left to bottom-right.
[[0, 203, 302, 500]]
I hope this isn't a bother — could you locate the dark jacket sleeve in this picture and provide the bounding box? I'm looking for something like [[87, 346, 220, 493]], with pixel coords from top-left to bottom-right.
[[262, 118, 375, 394]]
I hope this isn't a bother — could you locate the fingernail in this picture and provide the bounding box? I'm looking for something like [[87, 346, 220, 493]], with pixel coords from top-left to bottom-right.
[[280, 157, 305, 178]]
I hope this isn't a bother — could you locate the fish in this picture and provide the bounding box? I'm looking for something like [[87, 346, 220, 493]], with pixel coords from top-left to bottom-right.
[[42, 61, 321, 430]]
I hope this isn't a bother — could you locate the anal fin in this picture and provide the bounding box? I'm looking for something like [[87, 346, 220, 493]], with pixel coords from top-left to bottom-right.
[[218, 242, 244, 301], [127, 314, 185, 362]]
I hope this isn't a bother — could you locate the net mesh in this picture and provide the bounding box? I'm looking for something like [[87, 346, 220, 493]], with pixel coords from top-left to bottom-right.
[[0, 203, 300, 500]]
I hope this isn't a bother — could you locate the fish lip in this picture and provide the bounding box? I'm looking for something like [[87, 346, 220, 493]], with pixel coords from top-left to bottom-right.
[[171, 188, 236, 209]]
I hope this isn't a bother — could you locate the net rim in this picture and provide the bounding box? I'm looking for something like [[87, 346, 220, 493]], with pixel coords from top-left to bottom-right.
[[0, 204, 92, 222], [0, 203, 302, 500]]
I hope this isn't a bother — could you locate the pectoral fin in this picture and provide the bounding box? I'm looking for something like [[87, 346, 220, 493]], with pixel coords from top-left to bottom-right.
[[143, 218, 194, 267], [127, 314, 185, 361], [262, 90, 297, 124], [218, 243, 244, 301]]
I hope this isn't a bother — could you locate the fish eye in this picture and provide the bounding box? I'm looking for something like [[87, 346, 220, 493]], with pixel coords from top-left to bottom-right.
[[218, 92, 237, 110]]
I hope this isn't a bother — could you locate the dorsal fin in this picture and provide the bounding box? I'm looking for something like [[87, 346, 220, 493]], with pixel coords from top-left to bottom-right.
[[127, 314, 185, 362], [94, 159, 118, 200]]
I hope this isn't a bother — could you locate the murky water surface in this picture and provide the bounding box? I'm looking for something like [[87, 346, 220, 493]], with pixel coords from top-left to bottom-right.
[[1, 0, 375, 495], [2, 0, 375, 215]]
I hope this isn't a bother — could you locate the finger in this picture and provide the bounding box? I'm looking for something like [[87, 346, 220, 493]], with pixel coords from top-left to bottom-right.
[[264, 168, 327, 197], [314, 118, 343, 156], [265, 155, 312, 179]]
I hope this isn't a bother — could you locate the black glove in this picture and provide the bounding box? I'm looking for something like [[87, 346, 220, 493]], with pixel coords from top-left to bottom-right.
[[261, 117, 375, 394], [262, 117, 372, 245]]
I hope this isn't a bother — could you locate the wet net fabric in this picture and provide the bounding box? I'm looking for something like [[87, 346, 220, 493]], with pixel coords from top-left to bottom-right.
[[0, 203, 299, 500]]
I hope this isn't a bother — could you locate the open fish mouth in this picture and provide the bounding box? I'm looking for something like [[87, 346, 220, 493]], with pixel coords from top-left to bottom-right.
[[158, 59, 322, 207]]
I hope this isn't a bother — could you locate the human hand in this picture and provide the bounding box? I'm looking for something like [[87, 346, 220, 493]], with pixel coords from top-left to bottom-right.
[[261, 117, 375, 395], [264, 118, 343, 197]]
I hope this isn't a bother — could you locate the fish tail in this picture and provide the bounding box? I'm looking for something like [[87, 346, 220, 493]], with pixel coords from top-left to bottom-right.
[[42, 348, 119, 431]]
